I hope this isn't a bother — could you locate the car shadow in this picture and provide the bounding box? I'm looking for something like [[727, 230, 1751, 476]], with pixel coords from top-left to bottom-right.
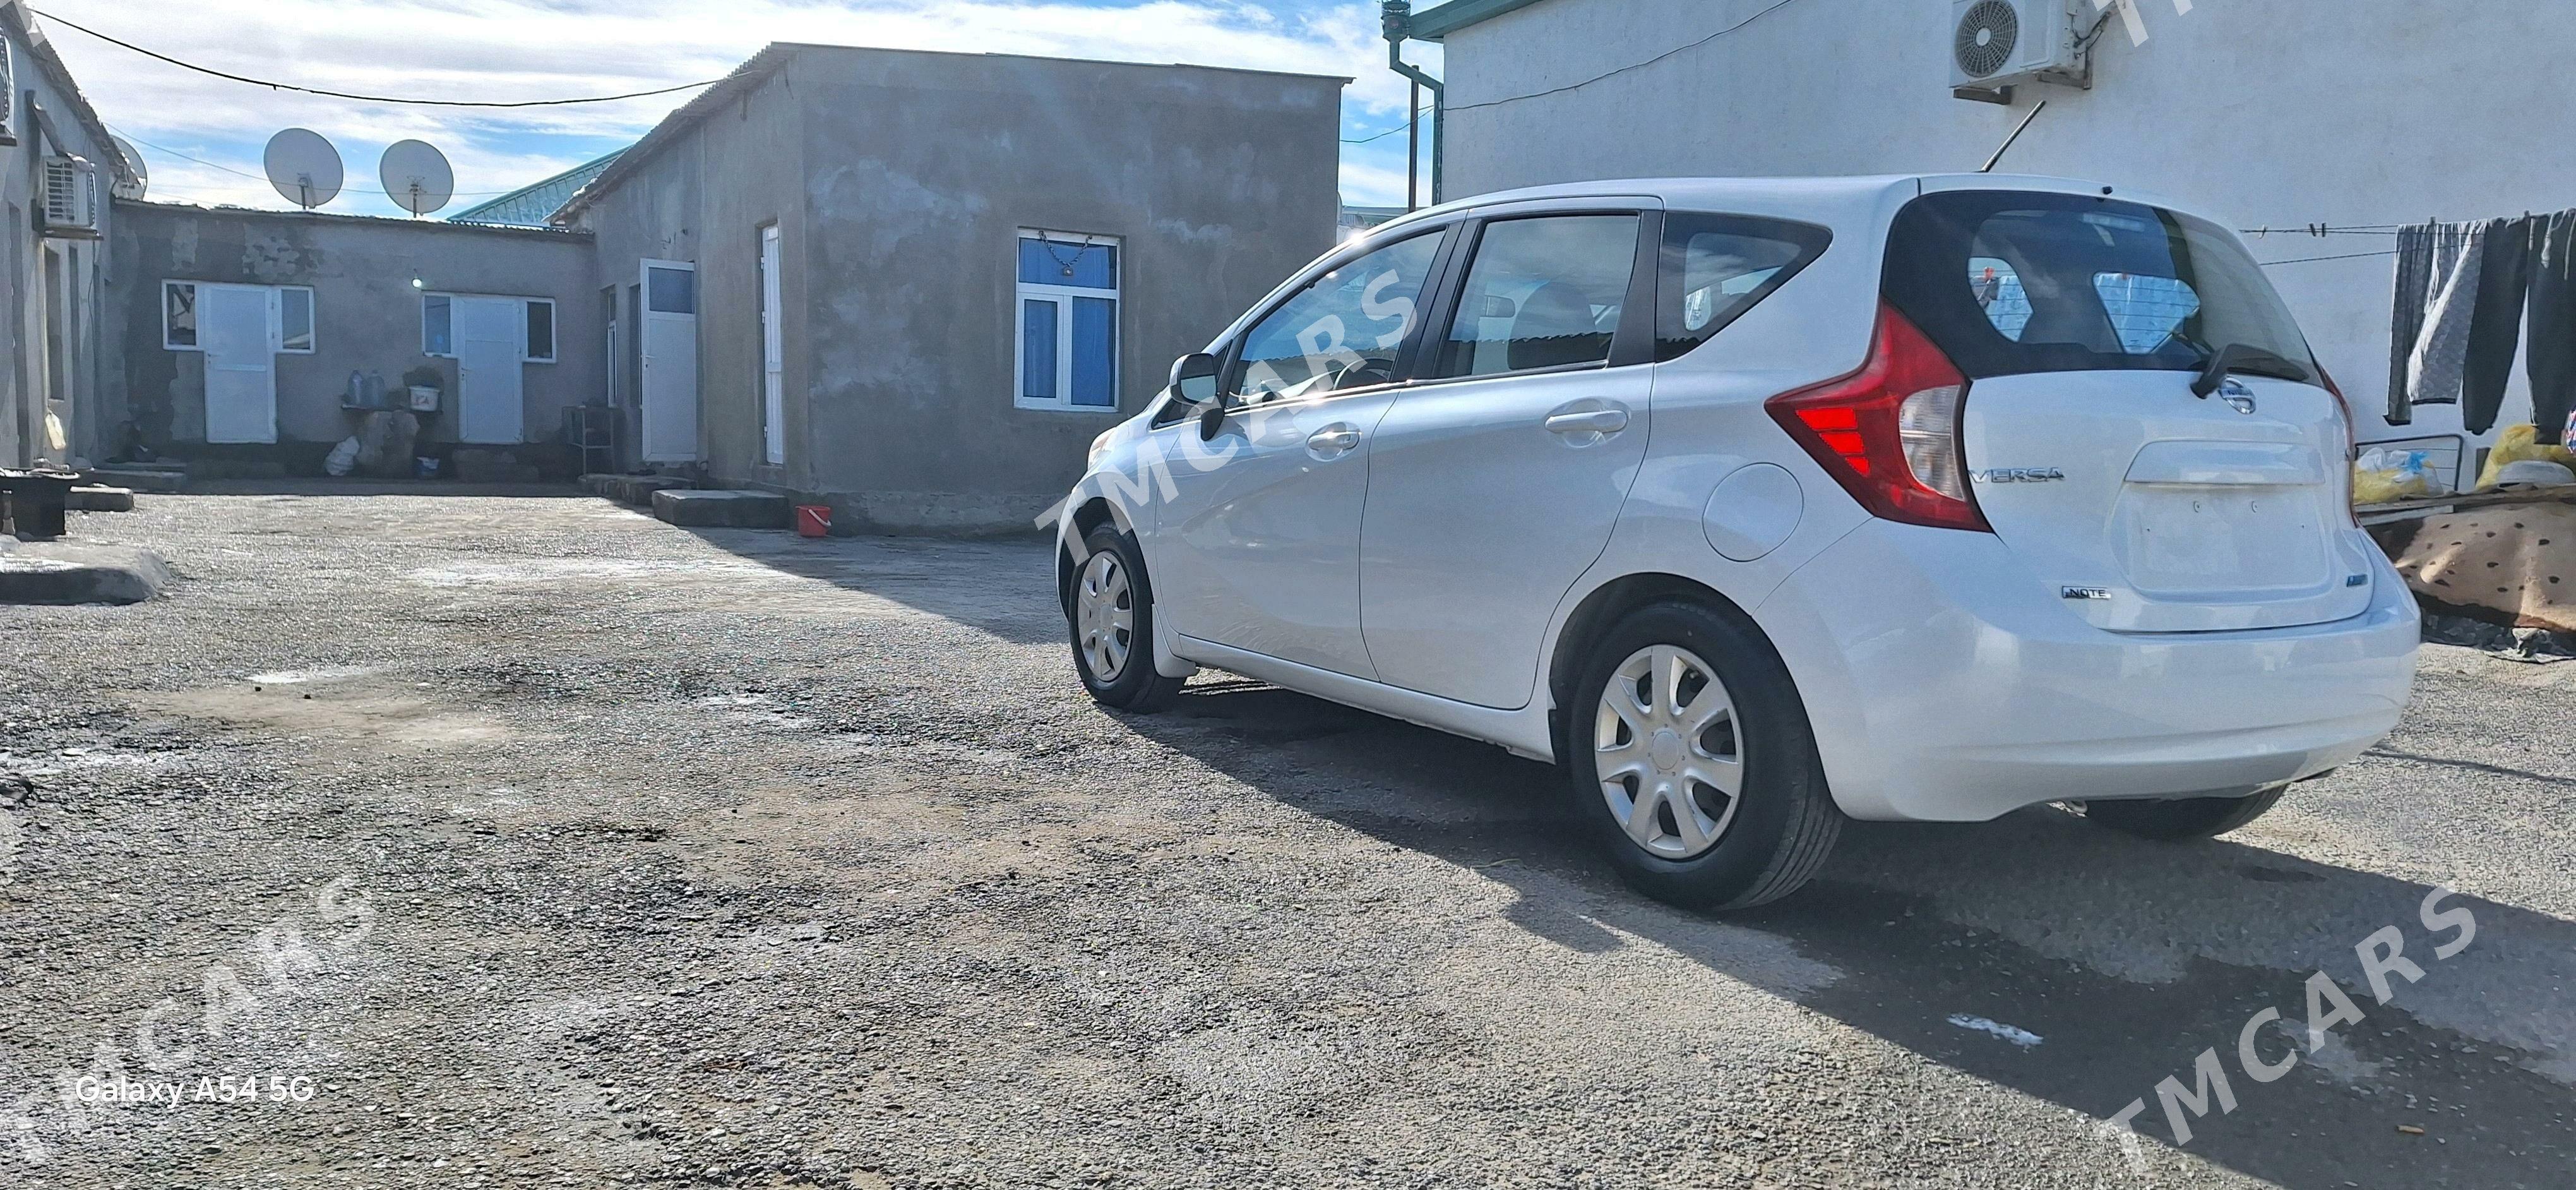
[[677, 526, 1063, 647], [1121, 678, 2576, 1189]]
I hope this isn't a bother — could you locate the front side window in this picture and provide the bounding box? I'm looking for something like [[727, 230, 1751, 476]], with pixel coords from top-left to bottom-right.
[[1435, 215, 1640, 379], [1657, 213, 1831, 361], [1232, 231, 1441, 402], [1886, 190, 2315, 380], [279, 287, 314, 353], [1017, 231, 1120, 411], [164, 281, 198, 349]]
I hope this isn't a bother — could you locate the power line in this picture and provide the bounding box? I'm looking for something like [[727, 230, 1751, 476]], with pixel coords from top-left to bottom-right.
[[2259, 250, 2401, 267], [1446, 0, 1810, 114], [1342, 106, 1434, 145], [31, 8, 720, 108]]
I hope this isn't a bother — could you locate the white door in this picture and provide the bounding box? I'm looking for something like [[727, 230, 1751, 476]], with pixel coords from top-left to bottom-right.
[[455, 296, 525, 444], [1358, 212, 1654, 710], [760, 227, 786, 466], [201, 283, 277, 444], [1148, 229, 1448, 679], [640, 260, 700, 463]]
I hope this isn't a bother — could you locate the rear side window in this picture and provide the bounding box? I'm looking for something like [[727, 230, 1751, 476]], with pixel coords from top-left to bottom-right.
[[1434, 215, 1641, 379], [1657, 213, 1832, 361], [1886, 190, 2315, 380]]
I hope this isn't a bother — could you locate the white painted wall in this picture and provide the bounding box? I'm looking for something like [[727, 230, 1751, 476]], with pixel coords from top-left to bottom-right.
[[1435, 0, 2576, 459]]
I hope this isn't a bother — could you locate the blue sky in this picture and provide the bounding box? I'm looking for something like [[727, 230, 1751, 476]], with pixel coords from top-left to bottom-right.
[[33, 0, 1443, 220]]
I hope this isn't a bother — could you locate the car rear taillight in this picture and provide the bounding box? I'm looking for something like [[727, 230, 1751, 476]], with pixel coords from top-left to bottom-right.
[[1768, 303, 1991, 533]]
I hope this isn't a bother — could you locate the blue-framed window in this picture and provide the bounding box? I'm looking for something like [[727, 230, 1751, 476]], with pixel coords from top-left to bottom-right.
[[1016, 231, 1120, 411]]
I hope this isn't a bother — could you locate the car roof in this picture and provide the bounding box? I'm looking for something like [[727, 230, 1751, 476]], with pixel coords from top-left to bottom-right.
[[1369, 173, 2209, 236]]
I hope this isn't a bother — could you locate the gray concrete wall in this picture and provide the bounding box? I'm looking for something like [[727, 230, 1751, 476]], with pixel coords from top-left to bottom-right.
[[1433, 0, 2576, 450], [0, 8, 119, 469], [580, 64, 804, 481], [571, 45, 1343, 532], [105, 202, 600, 469]]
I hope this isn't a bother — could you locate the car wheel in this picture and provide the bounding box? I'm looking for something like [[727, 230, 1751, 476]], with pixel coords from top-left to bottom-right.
[[1568, 601, 1842, 911], [1068, 524, 1183, 712], [2082, 786, 2286, 840]]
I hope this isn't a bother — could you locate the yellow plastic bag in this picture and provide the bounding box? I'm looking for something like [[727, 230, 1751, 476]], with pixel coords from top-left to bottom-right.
[[2474, 424, 2576, 492]]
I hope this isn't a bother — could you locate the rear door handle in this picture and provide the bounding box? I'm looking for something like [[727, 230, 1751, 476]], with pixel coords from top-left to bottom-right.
[[1545, 408, 1629, 435], [1307, 426, 1362, 455]]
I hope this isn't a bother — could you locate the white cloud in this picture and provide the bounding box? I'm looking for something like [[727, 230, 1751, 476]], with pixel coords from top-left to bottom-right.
[[36, 0, 1429, 217]]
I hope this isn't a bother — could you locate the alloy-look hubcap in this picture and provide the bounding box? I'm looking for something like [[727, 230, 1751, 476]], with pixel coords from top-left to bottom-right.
[[1594, 644, 1745, 860], [1075, 552, 1136, 683]]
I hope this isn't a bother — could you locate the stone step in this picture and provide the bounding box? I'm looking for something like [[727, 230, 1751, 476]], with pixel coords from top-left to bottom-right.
[[68, 486, 135, 512], [651, 488, 789, 529], [0, 543, 173, 605]]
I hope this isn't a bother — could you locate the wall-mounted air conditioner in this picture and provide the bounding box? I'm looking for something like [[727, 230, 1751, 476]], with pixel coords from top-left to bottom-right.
[[42, 155, 101, 238], [1950, 0, 2089, 95]]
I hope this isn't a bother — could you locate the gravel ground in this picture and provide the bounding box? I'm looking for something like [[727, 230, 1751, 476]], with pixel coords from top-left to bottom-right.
[[3, 486, 2573, 1189]]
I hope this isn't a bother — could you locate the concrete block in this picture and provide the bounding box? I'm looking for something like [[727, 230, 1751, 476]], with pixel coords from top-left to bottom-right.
[[652, 488, 789, 529], [0, 543, 174, 605], [68, 486, 135, 513], [589, 474, 692, 506], [85, 467, 186, 493]]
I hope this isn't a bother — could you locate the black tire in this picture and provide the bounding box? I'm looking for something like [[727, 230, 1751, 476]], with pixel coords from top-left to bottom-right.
[[2083, 786, 2286, 840], [1068, 524, 1183, 713], [1567, 600, 1842, 911]]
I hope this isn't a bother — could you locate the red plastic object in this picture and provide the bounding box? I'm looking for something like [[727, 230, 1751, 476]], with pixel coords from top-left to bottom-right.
[[794, 504, 832, 538]]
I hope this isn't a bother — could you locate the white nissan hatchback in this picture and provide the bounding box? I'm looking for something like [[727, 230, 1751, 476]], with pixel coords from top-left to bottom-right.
[[1053, 175, 2418, 910]]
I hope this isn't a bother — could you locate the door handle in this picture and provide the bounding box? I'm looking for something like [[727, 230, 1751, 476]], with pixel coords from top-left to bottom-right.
[[1545, 408, 1629, 435], [1307, 426, 1362, 454]]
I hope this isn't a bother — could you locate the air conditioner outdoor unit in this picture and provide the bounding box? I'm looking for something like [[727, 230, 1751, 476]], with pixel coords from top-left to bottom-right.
[[41, 156, 102, 239], [1950, 0, 2089, 92]]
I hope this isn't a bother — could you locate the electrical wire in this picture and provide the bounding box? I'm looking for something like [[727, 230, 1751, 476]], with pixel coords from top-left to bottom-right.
[[2258, 250, 2402, 267], [1445, 0, 1810, 114], [1342, 106, 1435, 145], [31, 8, 720, 108]]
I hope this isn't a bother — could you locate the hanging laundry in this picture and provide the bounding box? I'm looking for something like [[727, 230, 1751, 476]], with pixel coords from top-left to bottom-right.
[[2525, 210, 2576, 445], [2464, 216, 2534, 435], [2387, 222, 2486, 423]]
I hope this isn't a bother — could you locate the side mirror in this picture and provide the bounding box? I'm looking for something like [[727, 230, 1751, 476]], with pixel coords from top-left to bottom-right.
[[1169, 352, 1222, 406]]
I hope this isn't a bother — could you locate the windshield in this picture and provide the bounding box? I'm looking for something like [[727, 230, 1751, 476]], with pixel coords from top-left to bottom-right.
[[1883, 190, 2316, 381]]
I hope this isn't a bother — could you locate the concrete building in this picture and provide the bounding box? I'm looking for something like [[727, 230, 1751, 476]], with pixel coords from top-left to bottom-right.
[[104, 203, 600, 476], [1406, 0, 2576, 471], [554, 44, 1344, 532], [0, 0, 136, 469]]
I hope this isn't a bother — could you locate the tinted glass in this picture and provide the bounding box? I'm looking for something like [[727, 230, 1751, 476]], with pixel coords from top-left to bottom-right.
[[1885, 191, 2313, 380], [648, 267, 695, 315], [165, 282, 197, 347], [526, 300, 554, 361], [1022, 299, 1057, 402], [1233, 232, 1441, 401], [1071, 296, 1116, 407], [1020, 237, 1118, 289], [280, 288, 313, 352], [422, 295, 451, 356], [1656, 213, 1831, 361], [1437, 215, 1638, 378]]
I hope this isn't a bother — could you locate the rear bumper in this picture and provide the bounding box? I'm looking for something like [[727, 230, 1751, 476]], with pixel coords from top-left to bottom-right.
[[1757, 519, 2419, 822]]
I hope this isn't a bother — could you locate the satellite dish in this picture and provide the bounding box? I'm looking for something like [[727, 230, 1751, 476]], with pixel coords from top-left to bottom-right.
[[379, 140, 455, 217], [110, 136, 148, 201], [263, 128, 343, 209]]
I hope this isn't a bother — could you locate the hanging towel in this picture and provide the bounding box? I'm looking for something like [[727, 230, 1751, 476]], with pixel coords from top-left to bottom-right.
[[2387, 222, 2486, 420], [2525, 210, 2576, 445]]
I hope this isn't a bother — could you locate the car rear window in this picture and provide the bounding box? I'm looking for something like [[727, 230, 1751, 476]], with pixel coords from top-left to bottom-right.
[[1884, 190, 2316, 380]]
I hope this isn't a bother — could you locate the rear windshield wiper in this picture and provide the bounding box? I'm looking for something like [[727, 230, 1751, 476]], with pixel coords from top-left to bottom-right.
[[2191, 342, 2313, 397]]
